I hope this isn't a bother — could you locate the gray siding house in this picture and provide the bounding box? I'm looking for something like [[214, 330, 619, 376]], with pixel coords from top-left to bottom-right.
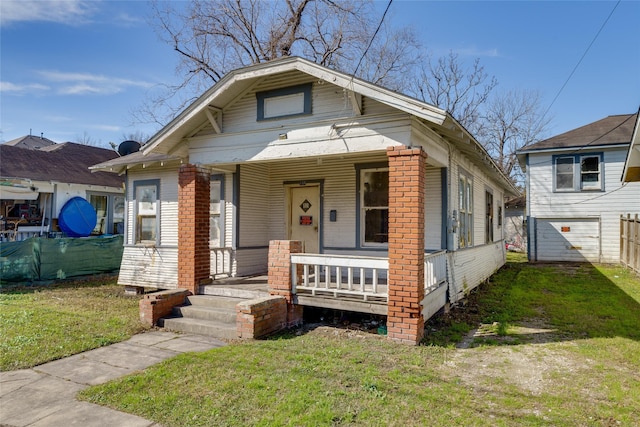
[[518, 113, 640, 263]]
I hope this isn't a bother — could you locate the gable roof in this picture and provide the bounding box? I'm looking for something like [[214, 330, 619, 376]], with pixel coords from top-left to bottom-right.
[[0, 142, 124, 188], [519, 113, 637, 153], [143, 56, 449, 156], [92, 56, 517, 195], [4, 134, 57, 150]]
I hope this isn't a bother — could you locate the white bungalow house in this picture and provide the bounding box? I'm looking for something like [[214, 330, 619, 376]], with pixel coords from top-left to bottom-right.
[[517, 113, 640, 263], [92, 57, 517, 343]]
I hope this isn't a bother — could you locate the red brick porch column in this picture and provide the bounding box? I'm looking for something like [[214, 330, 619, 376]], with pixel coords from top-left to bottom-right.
[[386, 146, 427, 345], [268, 240, 304, 327], [178, 164, 211, 294]]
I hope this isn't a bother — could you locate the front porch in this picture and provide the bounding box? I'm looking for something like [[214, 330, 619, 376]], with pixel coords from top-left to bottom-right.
[[201, 249, 448, 317], [168, 147, 436, 344]]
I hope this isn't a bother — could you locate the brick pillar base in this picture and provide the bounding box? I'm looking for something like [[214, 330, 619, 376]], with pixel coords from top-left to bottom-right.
[[139, 289, 190, 326], [268, 240, 304, 327], [386, 146, 427, 345], [178, 164, 211, 294]]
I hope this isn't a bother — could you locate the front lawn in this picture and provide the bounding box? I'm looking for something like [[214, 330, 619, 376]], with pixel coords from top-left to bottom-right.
[[79, 259, 640, 426], [0, 279, 147, 371]]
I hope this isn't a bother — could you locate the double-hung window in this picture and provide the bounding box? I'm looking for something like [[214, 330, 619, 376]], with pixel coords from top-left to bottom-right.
[[210, 175, 224, 248], [485, 190, 494, 244], [459, 173, 473, 248], [554, 154, 603, 191], [360, 167, 389, 246], [134, 180, 159, 244]]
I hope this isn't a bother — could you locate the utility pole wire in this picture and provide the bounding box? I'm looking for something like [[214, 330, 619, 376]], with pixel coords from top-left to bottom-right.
[[352, 0, 393, 79], [541, 0, 621, 122]]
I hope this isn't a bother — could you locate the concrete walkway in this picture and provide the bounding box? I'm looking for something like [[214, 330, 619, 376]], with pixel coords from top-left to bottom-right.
[[0, 331, 226, 427]]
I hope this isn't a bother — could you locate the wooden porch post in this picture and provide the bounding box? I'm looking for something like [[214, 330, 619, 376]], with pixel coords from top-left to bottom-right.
[[178, 164, 211, 294], [386, 146, 427, 345]]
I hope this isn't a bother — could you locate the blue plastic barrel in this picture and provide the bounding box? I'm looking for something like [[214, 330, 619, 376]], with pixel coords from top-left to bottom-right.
[[58, 197, 97, 237]]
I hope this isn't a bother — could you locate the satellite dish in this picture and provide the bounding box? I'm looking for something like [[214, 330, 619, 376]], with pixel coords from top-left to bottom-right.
[[117, 140, 141, 156]]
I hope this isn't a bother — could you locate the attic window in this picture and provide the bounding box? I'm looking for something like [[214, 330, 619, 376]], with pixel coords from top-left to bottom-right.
[[256, 83, 312, 121]]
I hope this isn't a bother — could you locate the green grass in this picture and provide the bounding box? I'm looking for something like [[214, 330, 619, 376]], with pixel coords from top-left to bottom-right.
[[0, 279, 147, 370], [79, 258, 640, 426]]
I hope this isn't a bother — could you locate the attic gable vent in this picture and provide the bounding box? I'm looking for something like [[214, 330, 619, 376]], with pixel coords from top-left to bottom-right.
[[256, 83, 312, 121]]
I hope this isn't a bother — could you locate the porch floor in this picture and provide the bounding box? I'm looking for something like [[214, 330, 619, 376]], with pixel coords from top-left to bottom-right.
[[203, 274, 388, 315], [208, 275, 269, 293]]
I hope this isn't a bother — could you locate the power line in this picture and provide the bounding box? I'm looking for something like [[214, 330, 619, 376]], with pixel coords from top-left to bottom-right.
[[541, 0, 621, 121], [352, 0, 393, 79]]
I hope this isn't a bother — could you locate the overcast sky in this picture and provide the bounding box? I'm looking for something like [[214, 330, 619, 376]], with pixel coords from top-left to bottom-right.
[[1, 0, 638, 147]]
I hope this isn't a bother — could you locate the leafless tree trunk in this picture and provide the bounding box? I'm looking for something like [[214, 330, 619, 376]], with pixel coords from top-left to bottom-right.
[[480, 89, 551, 186], [140, 0, 419, 124], [411, 51, 497, 136]]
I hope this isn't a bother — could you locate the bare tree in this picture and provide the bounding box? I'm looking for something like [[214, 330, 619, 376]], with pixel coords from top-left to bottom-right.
[[480, 89, 551, 186], [74, 131, 101, 146], [411, 51, 497, 136], [141, 0, 420, 124]]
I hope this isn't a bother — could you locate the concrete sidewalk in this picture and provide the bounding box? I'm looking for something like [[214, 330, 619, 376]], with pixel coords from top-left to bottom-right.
[[0, 331, 226, 427]]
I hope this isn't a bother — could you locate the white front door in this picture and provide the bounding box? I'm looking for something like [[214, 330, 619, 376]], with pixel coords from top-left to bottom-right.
[[288, 185, 320, 253]]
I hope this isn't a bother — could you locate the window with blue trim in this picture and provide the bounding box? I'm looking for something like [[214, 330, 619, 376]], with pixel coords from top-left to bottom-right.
[[554, 154, 602, 191], [256, 83, 312, 121], [133, 180, 160, 244], [361, 167, 389, 246]]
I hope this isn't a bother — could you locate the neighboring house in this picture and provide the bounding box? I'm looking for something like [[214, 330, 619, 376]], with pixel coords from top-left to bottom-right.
[[622, 109, 640, 183], [92, 57, 517, 343], [517, 113, 640, 263], [504, 195, 526, 252], [0, 137, 125, 240]]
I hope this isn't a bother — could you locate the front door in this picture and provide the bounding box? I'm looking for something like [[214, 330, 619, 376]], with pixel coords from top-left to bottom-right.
[[288, 185, 320, 253]]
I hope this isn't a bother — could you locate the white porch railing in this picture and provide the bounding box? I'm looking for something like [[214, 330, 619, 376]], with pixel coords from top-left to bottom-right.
[[291, 254, 389, 302], [291, 251, 450, 307], [424, 250, 448, 293], [210, 247, 233, 279]]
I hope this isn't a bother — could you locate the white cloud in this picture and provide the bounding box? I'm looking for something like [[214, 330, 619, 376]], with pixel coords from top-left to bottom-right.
[[36, 70, 153, 95], [91, 124, 121, 132], [0, 81, 50, 94], [456, 47, 500, 58], [0, 0, 97, 26], [114, 12, 144, 27]]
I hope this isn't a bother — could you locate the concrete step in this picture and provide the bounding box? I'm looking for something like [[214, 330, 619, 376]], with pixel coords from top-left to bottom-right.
[[185, 294, 245, 310], [173, 305, 237, 323], [200, 286, 267, 300], [160, 317, 238, 340]]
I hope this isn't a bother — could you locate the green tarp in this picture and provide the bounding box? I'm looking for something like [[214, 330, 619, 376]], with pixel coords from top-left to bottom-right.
[[0, 235, 123, 285]]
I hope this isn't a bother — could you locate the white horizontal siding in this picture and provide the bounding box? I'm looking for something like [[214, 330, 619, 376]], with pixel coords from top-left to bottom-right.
[[535, 218, 600, 262], [527, 147, 640, 262], [235, 247, 268, 276], [222, 72, 356, 134], [118, 246, 178, 289], [448, 242, 505, 303], [238, 163, 269, 247]]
